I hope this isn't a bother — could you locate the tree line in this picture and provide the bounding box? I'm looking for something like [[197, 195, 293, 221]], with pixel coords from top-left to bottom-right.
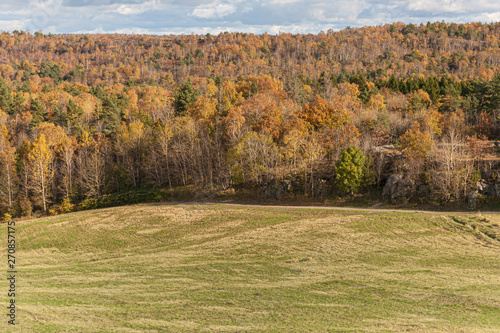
[[0, 22, 499, 216]]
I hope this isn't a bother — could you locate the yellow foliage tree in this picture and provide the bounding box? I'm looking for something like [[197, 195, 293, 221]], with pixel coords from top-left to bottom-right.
[[299, 95, 359, 157], [367, 93, 386, 111], [399, 121, 433, 160], [27, 134, 54, 212]]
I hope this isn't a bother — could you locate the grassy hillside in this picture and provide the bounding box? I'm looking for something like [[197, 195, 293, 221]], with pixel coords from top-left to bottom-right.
[[1, 204, 500, 332]]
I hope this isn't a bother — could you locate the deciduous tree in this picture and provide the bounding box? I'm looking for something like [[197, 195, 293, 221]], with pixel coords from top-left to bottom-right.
[[27, 134, 54, 212], [0, 126, 17, 212]]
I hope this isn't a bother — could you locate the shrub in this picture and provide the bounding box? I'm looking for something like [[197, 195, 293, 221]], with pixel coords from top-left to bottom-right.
[[77, 188, 170, 211], [59, 199, 75, 214]]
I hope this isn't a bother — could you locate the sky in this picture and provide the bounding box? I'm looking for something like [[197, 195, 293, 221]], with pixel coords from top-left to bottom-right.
[[1, 0, 499, 35]]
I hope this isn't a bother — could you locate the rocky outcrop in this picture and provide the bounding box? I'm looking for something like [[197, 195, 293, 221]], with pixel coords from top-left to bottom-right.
[[468, 179, 500, 209], [373, 145, 396, 153], [476, 179, 500, 197], [264, 180, 293, 200], [382, 174, 414, 201], [467, 191, 480, 210]]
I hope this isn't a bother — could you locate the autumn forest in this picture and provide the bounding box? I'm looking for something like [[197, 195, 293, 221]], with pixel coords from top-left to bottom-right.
[[1, 21, 500, 216]]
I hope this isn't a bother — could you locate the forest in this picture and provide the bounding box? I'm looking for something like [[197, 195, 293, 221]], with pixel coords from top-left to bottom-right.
[[0, 21, 500, 217]]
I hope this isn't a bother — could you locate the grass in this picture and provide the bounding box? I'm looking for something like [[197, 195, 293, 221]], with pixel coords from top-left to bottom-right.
[[1, 204, 500, 332]]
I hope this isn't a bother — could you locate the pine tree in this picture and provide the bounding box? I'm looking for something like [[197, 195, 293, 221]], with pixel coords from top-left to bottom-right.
[[0, 78, 12, 115], [174, 80, 199, 115]]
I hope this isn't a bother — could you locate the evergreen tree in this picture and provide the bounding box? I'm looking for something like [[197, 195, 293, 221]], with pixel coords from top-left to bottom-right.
[[335, 146, 366, 194], [388, 74, 399, 92], [99, 96, 122, 135], [0, 78, 12, 115], [349, 74, 370, 103], [174, 80, 198, 115], [38, 62, 63, 83]]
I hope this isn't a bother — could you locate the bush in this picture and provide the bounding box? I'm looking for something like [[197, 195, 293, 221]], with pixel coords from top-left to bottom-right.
[[77, 188, 170, 211], [59, 199, 75, 214]]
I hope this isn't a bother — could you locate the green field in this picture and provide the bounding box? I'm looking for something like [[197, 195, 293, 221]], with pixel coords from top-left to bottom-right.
[[1, 204, 500, 332]]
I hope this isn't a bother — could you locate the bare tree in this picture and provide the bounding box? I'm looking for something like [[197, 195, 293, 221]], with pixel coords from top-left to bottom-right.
[[0, 144, 17, 212], [76, 135, 107, 199], [429, 129, 464, 201]]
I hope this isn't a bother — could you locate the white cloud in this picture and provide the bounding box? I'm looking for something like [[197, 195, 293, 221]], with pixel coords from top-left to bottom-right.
[[74, 25, 107, 34], [475, 11, 500, 22], [407, 0, 465, 13], [0, 20, 25, 31], [266, 23, 339, 34], [0, 3, 31, 16], [406, 0, 500, 14], [270, 0, 302, 5], [115, 0, 159, 15], [191, 1, 237, 19], [304, 0, 365, 22], [30, 0, 64, 14], [309, 8, 327, 21], [0, 0, 499, 35]]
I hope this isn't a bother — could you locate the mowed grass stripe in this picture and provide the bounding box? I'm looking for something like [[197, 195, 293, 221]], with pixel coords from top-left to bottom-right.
[[1, 204, 499, 332]]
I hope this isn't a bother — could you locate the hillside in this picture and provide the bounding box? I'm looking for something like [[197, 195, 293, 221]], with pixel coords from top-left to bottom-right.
[[2, 204, 500, 332], [1, 23, 500, 217]]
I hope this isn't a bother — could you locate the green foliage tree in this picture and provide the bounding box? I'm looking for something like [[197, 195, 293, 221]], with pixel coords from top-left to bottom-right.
[[174, 80, 199, 115], [388, 74, 399, 92], [349, 74, 370, 103], [0, 78, 12, 115], [334, 146, 366, 194], [65, 99, 84, 131], [38, 62, 63, 83], [361, 155, 377, 188], [30, 98, 47, 128], [99, 96, 122, 135], [479, 74, 500, 115]]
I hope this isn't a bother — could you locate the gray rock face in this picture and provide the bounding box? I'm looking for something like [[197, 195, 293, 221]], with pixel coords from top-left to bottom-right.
[[373, 145, 395, 153], [383, 174, 414, 201], [477, 179, 494, 196], [476, 179, 500, 197], [468, 191, 480, 210], [417, 185, 431, 196], [495, 184, 500, 197], [264, 180, 293, 200]]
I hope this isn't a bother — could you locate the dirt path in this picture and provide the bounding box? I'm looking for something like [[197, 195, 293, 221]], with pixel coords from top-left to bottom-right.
[[149, 201, 491, 215]]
